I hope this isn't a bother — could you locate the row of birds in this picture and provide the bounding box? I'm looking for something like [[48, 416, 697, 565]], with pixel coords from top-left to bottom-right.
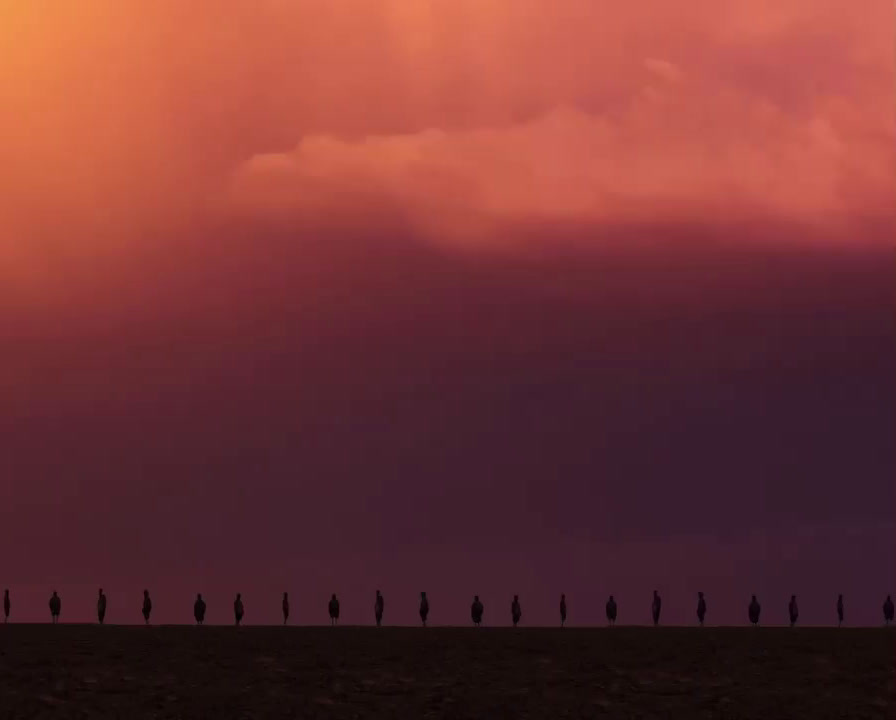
[[7, 588, 896, 627]]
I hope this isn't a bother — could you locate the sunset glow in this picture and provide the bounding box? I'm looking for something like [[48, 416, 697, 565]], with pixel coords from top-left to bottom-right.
[[0, 0, 893, 626], [2, 1, 892, 284]]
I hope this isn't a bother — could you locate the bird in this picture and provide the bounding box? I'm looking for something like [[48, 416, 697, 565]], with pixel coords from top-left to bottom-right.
[[748, 595, 761, 626], [788, 595, 799, 627], [374, 590, 384, 627], [471, 595, 484, 627], [282, 592, 289, 625], [142, 590, 152, 625], [511, 595, 522, 628], [193, 593, 206, 625], [836, 594, 844, 627], [884, 595, 894, 626], [606, 595, 617, 626], [651, 590, 662, 627], [234, 593, 244, 626], [419, 592, 429, 627], [3, 589, 9, 623], [696, 592, 706, 626], [560, 594, 567, 627], [97, 588, 107, 625], [328, 594, 340, 625]]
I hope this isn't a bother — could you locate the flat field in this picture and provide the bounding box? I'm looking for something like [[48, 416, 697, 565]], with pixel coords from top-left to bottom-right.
[[0, 625, 892, 719]]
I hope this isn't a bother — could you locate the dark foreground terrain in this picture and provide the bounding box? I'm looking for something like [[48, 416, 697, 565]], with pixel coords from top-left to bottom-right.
[[0, 625, 892, 719]]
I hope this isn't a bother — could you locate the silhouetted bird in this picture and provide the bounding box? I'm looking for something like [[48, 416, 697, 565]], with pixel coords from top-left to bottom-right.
[[3, 589, 9, 623], [696, 591, 706, 626], [374, 590, 384, 627], [234, 593, 244, 626], [282, 592, 289, 625], [748, 595, 761, 626], [328, 593, 340, 625], [606, 595, 617, 625], [788, 595, 799, 627], [142, 590, 152, 625], [884, 595, 894, 626], [471, 595, 484, 627], [511, 595, 522, 627], [97, 588, 107, 625], [836, 594, 844, 627], [49, 591, 61, 624], [419, 592, 429, 627], [651, 590, 662, 626], [194, 593, 206, 625], [560, 594, 567, 627]]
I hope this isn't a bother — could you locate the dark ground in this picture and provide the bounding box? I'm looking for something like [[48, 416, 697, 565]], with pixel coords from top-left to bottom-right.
[[0, 625, 892, 719]]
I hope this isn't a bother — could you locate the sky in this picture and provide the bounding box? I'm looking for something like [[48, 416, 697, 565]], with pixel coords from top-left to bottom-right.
[[0, 0, 893, 626]]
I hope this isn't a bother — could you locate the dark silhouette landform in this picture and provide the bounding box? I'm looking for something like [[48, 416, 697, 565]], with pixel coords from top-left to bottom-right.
[[0, 625, 891, 718]]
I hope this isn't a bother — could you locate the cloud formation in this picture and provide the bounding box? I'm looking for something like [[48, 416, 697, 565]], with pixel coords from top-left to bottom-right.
[[1, 0, 892, 272], [228, 83, 892, 247]]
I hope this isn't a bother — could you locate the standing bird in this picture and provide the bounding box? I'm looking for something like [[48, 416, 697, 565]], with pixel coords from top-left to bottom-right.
[[142, 590, 152, 625], [605, 595, 617, 626], [419, 592, 430, 627], [651, 590, 662, 627], [559, 594, 567, 627], [696, 592, 706, 627], [97, 588, 107, 625], [374, 590, 384, 627], [234, 593, 244, 626], [471, 595, 484, 627], [836, 594, 844, 627], [328, 594, 340, 625], [282, 592, 290, 625], [884, 595, 894, 626], [748, 595, 761, 626], [194, 593, 206, 625], [788, 595, 799, 627], [511, 595, 522, 628], [3, 589, 9, 623], [49, 591, 61, 624]]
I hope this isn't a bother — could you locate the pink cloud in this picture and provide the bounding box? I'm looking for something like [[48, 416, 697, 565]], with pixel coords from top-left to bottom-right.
[[228, 81, 892, 248], [0, 0, 892, 292]]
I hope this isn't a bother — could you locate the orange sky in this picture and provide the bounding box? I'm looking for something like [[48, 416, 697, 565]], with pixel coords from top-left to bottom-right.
[[1, 1, 894, 625], [1, 0, 893, 294]]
